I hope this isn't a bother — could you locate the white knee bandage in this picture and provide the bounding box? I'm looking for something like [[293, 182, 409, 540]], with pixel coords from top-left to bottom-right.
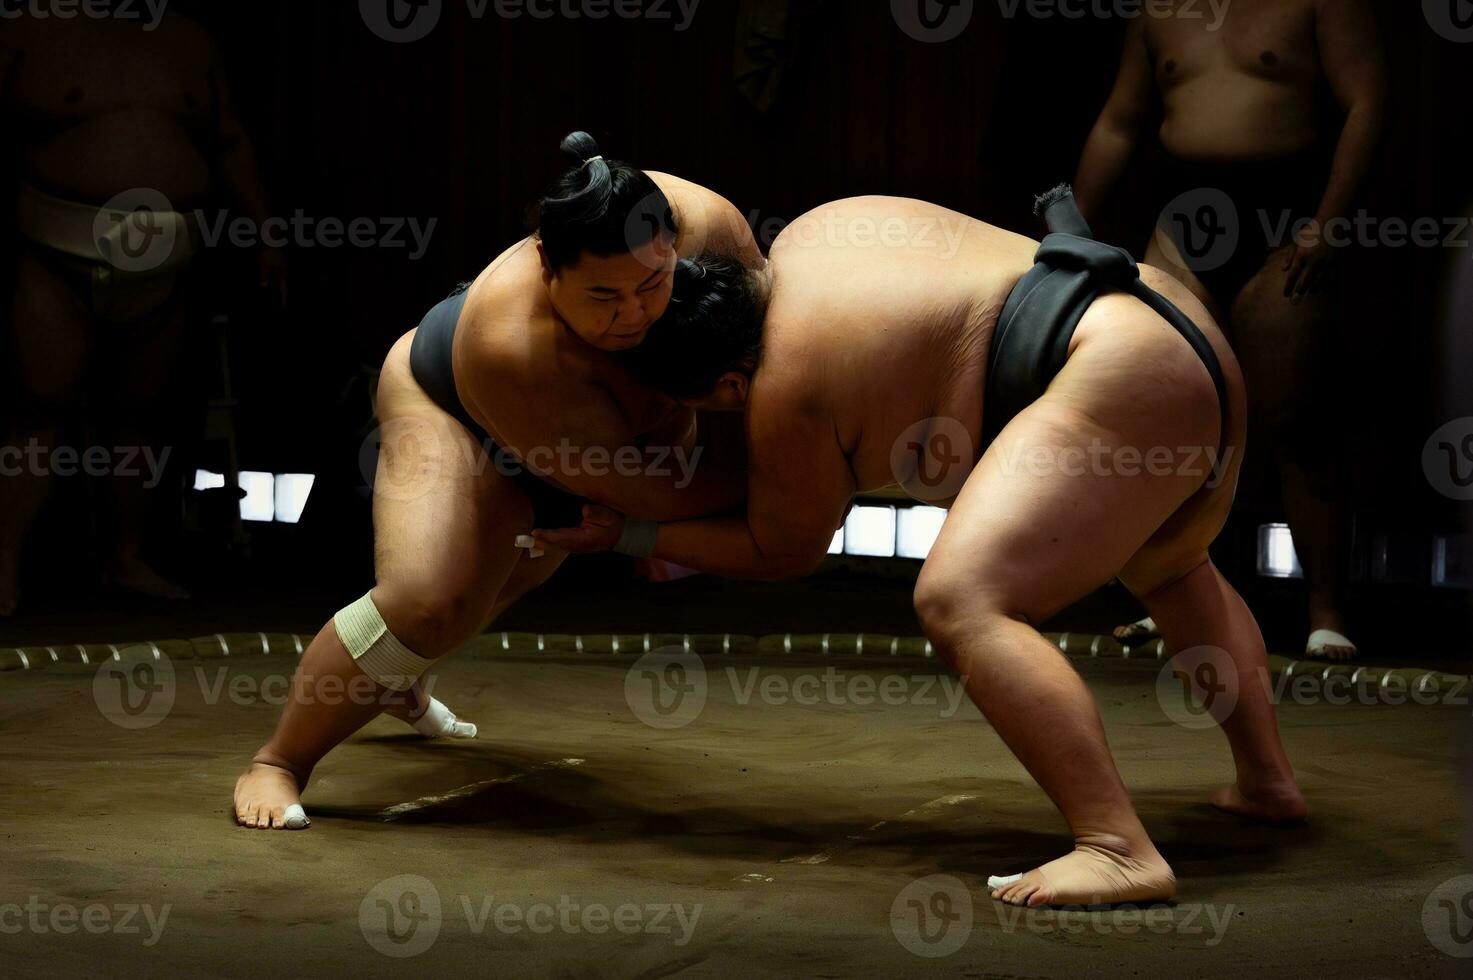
[[334, 592, 433, 692]]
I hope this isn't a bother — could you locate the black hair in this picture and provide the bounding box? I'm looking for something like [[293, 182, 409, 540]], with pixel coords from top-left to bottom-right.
[[535, 131, 679, 270], [622, 255, 768, 399]]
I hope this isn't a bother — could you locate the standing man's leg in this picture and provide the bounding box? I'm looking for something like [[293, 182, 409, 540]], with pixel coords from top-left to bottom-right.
[[1231, 247, 1355, 660], [0, 249, 92, 616]]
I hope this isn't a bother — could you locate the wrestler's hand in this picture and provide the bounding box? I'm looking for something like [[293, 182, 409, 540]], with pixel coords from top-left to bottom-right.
[[532, 504, 626, 555], [1282, 239, 1333, 304]]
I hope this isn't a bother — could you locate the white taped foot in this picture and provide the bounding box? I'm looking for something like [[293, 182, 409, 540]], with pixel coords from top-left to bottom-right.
[[1306, 629, 1357, 661], [411, 697, 478, 739], [987, 873, 1023, 889], [282, 804, 310, 830], [1114, 617, 1158, 640]]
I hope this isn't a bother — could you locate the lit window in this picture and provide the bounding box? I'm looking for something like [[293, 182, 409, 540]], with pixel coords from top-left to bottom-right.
[[844, 506, 897, 558], [274, 474, 316, 524], [1257, 523, 1303, 579], [238, 471, 276, 523], [897, 506, 947, 559]]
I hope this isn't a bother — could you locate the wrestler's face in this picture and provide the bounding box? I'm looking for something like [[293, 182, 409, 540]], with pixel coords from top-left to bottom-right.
[[542, 235, 678, 351], [682, 372, 750, 413]]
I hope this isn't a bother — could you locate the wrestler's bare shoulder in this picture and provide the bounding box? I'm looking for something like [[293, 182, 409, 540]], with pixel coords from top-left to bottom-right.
[[646, 171, 756, 261]]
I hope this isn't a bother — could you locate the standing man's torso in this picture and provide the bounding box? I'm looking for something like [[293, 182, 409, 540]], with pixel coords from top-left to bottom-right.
[[3, 15, 218, 204], [1146, 0, 1328, 162]]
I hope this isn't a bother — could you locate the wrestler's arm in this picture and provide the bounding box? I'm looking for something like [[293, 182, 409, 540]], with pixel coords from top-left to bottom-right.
[[462, 334, 745, 523], [647, 171, 766, 269], [204, 33, 284, 300], [1303, 0, 1387, 240], [1072, 19, 1154, 224], [643, 378, 854, 581]]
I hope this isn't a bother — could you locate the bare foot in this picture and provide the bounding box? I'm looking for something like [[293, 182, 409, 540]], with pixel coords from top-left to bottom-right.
[[1211, 780, 1307, 823], [989, 838, 1176, 908], [233, 760, 310, 830], [104, 559, 190, 601]]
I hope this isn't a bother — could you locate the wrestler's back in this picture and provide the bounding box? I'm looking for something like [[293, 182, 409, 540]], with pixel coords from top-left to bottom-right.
[[1148, 0, 1327, 162], [4, 14, 216, 203], [762, 196, 1037, 497]]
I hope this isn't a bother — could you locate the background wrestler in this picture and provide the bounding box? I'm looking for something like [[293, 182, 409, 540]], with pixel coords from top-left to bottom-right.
[[0, 5, 283, 615], [231, 133, 761, 830], [1073, 0, 1387, 660], [536, 196, 1305, 908]]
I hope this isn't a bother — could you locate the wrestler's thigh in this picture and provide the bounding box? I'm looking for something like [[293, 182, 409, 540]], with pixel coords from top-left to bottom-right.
[[8, 250, 91, 407], [920, 314, 1221, 623], [370, 330, 535, 647]]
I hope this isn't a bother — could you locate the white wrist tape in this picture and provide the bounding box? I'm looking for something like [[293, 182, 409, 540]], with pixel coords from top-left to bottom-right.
[[614, 518, 659, 558], [334, 591, 433, 692]]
